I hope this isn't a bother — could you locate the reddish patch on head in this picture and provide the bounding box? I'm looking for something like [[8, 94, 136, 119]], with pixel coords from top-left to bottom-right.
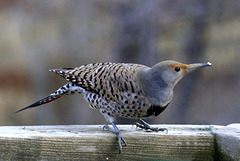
[[170, 63, 189, 70], [170, 63, 190, 77]]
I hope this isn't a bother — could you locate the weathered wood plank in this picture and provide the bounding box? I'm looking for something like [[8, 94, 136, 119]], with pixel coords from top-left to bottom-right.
[[0, 125, 214, 160], [212, 123, 240, 161]]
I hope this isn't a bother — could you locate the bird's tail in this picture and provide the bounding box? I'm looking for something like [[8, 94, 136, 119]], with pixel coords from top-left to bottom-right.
[[13, 94, 64, 114], [14, 82, 83, 114]]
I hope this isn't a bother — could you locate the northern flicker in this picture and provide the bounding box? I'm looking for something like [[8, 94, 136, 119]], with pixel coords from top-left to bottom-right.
[[15, 60, 211, 153]]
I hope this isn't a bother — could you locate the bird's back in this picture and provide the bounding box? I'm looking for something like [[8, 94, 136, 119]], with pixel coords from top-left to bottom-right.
[[50, 62, 152, 119]]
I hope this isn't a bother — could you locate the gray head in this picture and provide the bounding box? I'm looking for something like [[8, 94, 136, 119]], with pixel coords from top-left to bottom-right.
[[137, 60, 211, 105], [150, 60, 212, 87]]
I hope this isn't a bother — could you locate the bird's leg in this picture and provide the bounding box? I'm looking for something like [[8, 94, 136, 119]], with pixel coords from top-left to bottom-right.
[[103, 121, 127, 154], [135, 119, 168, 133]]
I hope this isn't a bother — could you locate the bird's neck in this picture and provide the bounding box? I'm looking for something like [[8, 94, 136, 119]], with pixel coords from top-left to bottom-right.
[[137, 68, 174, 106]]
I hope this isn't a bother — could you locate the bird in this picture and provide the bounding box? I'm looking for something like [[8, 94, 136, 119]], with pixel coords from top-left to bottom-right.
[[15, 60, 212, 153]]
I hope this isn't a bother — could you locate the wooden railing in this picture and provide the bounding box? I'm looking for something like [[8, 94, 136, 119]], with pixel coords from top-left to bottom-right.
[[0, 124, 239, 160]]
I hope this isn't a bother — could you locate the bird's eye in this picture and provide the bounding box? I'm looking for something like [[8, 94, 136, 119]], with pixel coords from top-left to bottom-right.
[[175, 67, 180, 72]]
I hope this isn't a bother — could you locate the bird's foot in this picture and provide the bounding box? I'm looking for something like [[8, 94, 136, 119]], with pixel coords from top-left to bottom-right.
[[103, 122, 127, 154], [135, 119, 168, 133]]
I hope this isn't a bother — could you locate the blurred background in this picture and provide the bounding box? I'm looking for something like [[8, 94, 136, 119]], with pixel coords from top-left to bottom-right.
[[0, 0, 239, 126]]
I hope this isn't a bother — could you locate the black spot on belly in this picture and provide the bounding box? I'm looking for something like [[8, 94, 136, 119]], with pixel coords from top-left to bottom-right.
[[144, 103, 170, 117]]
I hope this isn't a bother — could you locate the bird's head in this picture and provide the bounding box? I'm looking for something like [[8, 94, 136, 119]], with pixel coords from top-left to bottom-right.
[[150, 60, 212, 87]]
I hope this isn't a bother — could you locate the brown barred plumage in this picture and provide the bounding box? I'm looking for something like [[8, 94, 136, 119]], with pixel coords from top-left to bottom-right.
[[50, 62, 152, 120]]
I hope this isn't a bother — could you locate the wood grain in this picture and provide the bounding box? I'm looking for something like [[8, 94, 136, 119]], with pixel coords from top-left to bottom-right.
[[0, 125, 215, 160]]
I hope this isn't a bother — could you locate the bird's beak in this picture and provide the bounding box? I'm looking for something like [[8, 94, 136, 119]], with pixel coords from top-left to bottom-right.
[[186, 62, 212, 73]]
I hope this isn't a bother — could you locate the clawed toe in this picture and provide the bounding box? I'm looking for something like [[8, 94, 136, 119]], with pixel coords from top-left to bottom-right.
[[148, 127, 168, 133], [121, 136, 127, 147], [134, 119, 168, 133], [103, 119, 167, 154], [134, 122, 145, 129], [117, 132, 127, 154], [103, 122, 127, 154]]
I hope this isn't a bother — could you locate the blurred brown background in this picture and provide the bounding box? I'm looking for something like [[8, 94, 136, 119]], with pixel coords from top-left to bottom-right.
[[0, 0, 239, 126]]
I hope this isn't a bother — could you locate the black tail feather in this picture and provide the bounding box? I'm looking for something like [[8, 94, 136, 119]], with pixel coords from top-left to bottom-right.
[[14, 82, 81, 114], [14, 94, 62, 114]]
